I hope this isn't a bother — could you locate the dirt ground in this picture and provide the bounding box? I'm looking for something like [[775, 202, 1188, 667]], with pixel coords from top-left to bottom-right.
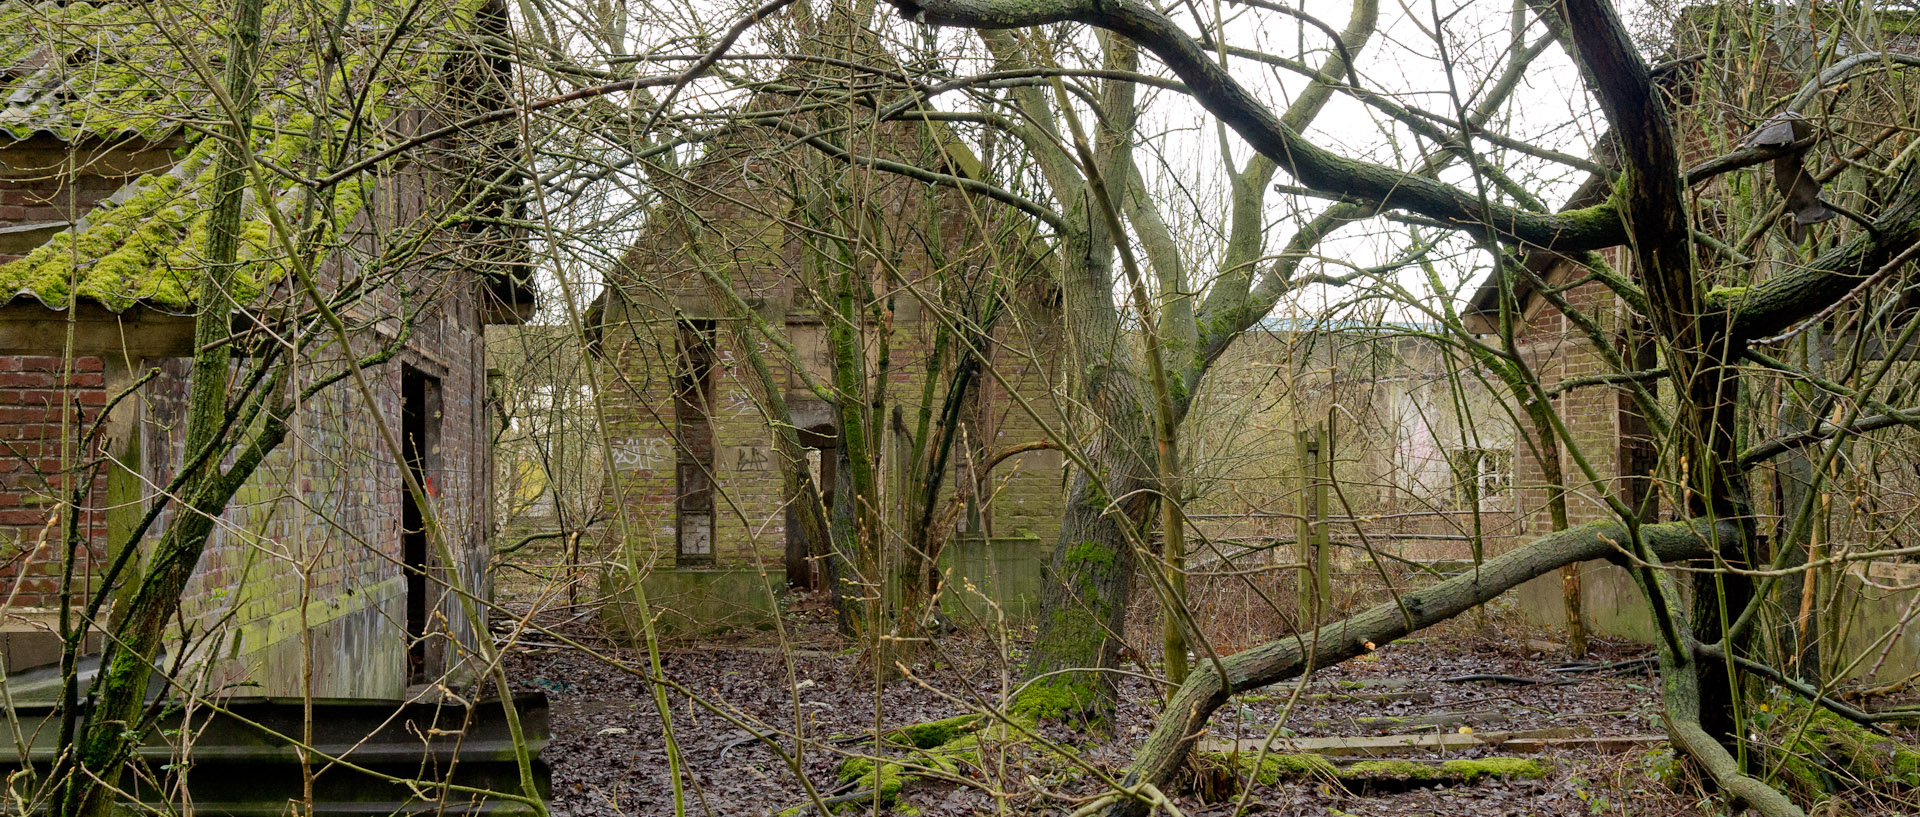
[[490, 542, 1920, 816], [498, 598, 1743, 817]]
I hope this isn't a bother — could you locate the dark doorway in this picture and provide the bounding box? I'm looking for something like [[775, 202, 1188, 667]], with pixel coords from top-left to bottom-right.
[[783, 425, 836, 590], [401, 367, 440, 684]]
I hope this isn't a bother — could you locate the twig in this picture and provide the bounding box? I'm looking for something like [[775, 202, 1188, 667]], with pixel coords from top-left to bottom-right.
[[1440, 674, 1580, 686]]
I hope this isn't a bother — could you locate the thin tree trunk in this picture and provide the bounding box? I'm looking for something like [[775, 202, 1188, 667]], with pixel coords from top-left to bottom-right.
[[1775, 361, 1822, 684], [65, 0, 264, 812], [1528, 406, 1585, 657]]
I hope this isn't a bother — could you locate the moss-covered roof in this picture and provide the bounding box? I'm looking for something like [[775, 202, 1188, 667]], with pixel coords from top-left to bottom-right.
[[0, 0, 499, 312]]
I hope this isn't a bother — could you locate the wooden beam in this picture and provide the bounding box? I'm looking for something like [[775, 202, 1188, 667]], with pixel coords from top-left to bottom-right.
[[0, 303, 194, 357]]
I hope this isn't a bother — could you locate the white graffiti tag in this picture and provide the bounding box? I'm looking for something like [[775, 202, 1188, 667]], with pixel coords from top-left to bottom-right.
[[609, 437, 672, 471]]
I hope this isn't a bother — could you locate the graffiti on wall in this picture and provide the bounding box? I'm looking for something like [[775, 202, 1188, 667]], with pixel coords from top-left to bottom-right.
[[731, 446, 771, 472], [610, 438, 673, 471]]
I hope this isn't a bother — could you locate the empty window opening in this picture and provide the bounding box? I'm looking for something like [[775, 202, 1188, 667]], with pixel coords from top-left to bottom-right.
[[675, 320, 718, 566]]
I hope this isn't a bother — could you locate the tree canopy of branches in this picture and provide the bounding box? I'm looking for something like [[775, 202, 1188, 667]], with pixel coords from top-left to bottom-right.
[[457, 0, 1920, 813]]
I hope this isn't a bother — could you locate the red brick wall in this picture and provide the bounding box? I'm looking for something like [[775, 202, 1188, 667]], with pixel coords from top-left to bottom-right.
[[1507, 250, 1643, 540], [0, 355, 106, 607]]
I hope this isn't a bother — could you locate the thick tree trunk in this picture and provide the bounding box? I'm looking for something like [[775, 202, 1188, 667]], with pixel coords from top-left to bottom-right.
[[1102, 518, 1738, 817], [1011, 184, 1150, 716], [1016, 461, 1153, 720], [1654, 607, 1807, 817], [1556, 0, 1755, 752]]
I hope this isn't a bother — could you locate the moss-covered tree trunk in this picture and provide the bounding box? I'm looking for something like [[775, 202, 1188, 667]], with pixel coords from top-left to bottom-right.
[[1017, 456, 1155, 720], [1010, 202, 1160, 720], [1557, 0, 1756, 755], [822, 235, 881, 639]]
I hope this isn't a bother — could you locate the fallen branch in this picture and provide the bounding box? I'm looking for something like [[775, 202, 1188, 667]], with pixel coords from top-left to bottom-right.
[[1201, 727, 1590, 757], [1550, 655, 1656, 675], [1101, 517, 1738, 817], [1695, 643, 1891, 734]]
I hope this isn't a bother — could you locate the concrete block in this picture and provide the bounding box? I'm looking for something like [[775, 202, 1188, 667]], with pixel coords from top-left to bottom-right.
[[939, 533, 1046, 627], [1514, 557, 1920, 684], [601, 567, 787, 640]]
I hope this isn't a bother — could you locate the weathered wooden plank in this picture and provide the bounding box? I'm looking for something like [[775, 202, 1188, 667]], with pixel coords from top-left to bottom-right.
[[1496, 734, 1669, 753], [1200, 726, 1593, 757], [1305, 688, 1434, 705], [1351, 709, 1511, 731]]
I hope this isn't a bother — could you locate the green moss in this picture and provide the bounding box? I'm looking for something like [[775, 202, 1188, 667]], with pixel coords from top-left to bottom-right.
[[1344, 759, 1446, 781], [1206, 752, 1546, 788], [886, 714, 985, 749], [835, 757, 906, 811], [1555, 199, 1625, 240], [1010, 682, 1095, 722], [1437, 757, 1550, 780], [1785, 701, 1920, 787], [1240, 753, 1339, 785], [1063, 540, 1115, 569], [835, 721, 1005, 813], [0, 0, 491, 312]]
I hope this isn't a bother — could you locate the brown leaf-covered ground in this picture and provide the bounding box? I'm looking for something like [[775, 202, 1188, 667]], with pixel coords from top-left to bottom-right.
[[499, 593, 1760, 817]]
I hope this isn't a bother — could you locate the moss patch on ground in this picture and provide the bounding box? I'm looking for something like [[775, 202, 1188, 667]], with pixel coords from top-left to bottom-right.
[[1234, 752, 1342, 785], [831, 712, 1050, 813], [837, 756, 907, 803], [1009, 680, 1099, 723], [1202, 750, 1549, 792], [1346, 757, 1550, 783], [884, 713, 986, 749]]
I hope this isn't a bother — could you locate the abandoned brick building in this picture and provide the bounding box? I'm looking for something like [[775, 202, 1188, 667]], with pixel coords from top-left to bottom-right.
[[0, 0, 530, 695], [1184, 323, 1517, 547], [1465, 6, 1920, 673], [589, 56, 1067, 630]]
